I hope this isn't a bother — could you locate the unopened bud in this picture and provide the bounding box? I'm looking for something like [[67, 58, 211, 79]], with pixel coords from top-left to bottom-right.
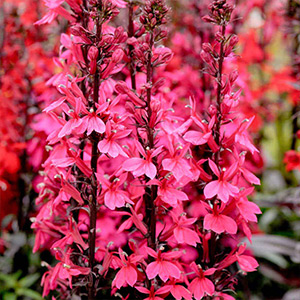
[[112, 49, 124, 64]]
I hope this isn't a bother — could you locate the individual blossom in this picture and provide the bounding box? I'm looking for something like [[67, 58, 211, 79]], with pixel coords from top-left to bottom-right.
[[203, 204, 237, 235], [112, 248, 144, 289], [204, 159, 239, 203], [145, 247, 182, 282], [188, 262, 216, 300], [123, 141, 163, 180], [135, 285, 171, 300], [97, 173, 134, 210]]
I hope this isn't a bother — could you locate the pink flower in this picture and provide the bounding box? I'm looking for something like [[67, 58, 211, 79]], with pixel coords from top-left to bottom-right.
[[51, 218, 88, 251], [145, 247, 182, 282], [115, 199, 147, 235], [115, 81, 145, 106], [162, 143, 192, 182], [98, 173, 134, 210], [148, 178, 188, 207], [171, 212, 200, 246], [57, 110, 84, 138], [60, 178, 84, 205], [51, 148, 92, 177], [188, 262, 216, 300], [112, 248, 143, 289], [184, 115, 219, 152], [236, 244, 259, 272], [169, 283, 192, 300], [42, 249, 90, 294], [236, 188, 261, 222], [98, 121, 131, 158], [235, 150, 260, 185], [234, 117, 259, 154], [81, 102, 108, 136], [203, 205, 237, 235], [135, 285, 172, 300], [204, 159, 239, 203], [123, 142, 162, 179], [217, 243, 259, 273]]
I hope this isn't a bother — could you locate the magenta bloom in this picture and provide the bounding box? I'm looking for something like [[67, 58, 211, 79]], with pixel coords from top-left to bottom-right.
[[135, 285, 171, 300], [188, 262, 216, 300], [236, 244, 259, 272], [145, 247, 182, 282], [184, 115, 219, 152], [171, 212, 200, 246], [236, 188, 262, 222], [168, 281, 192, 300], [98, 121, 131, 158], [203, 205, 237, 235], [98, 173, 133, 210], [149, 178, 188, 207], [112, 248, 143, 289], [204, 159, 239, 203], [162, 143, 192, 182], [41, 250, 90, 294], [123, 142, 162, 179]]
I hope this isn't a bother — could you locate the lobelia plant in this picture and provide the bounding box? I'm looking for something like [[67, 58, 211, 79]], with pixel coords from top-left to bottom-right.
[[32, 0, 262, 299]]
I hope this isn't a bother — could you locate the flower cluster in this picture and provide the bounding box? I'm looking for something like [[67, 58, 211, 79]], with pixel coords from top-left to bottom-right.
[[32, 0, 262, 299]]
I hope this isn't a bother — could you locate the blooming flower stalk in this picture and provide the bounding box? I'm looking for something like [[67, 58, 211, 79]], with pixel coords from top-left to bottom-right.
[[32, 0, 262, 299]]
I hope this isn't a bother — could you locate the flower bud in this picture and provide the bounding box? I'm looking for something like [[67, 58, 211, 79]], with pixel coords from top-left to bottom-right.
[[229, 70, 239, 83], [229, 34, 239, 48], [202, 43, 213, 53], [115, 82, 145, 106], [112, 49, 124, 64], [88, 46, 98, 74]]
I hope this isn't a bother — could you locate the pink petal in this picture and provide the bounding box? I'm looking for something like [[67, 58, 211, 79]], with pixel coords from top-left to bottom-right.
[[123, 158, 144, 172], [203, 180, 220, 199], [218, 182, 230, 203], [237, 255, 258, 272], [156, 285, 172, 295], [105, 191, 118, 210], [162, 158, 176, 172], [87, 116, 106, 135], [145, 162, 157, 179], [204, 213, 237, 234], [98, 139, 110, 153], [242, 168, 260, 185], [171, 285, 192, 300], [125, 266, 137, 286], [162, 261, 181, 281], [114, 268, 126, 289], [220, 214, 237, 234], [146, 262, 160, 280], [208, 159, 220, 177], [189, 278, 204, 300], [184, 131, 208, 145], [135, 286, 150, 294], [201, 278, 215, 296]]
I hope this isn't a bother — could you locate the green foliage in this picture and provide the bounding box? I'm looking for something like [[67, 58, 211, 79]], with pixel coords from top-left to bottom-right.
[[0, 271, 43, 300]]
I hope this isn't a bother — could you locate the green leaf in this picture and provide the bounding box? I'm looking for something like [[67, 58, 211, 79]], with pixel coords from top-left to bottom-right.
[[16, 288, 44, 300], [0, 271, 21, 288], [3, 293, 17, 300], [19, 273, 40, 288]]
